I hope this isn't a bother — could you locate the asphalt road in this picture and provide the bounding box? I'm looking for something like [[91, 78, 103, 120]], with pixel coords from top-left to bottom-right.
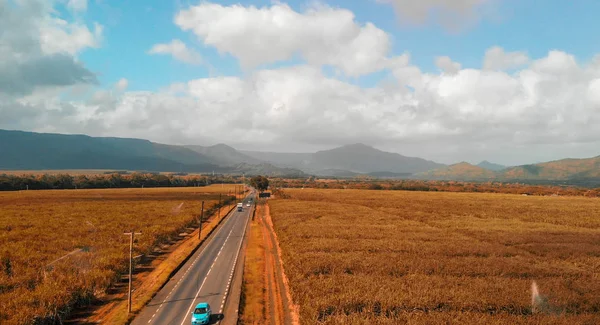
[[131, 193, 254, 325]]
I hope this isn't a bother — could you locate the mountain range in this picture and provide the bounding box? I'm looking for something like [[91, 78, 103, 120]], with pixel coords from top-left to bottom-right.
[[477, 160, 507, 171], [1, 129, 599, 184], [0, 130, 300, 176], [418, 158, 600, 185], [243, 143, 444, 175]]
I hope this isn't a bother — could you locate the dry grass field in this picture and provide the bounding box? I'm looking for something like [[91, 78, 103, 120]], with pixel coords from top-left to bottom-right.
[[0, 185, 237, 325], [269, 189, 600, 324]]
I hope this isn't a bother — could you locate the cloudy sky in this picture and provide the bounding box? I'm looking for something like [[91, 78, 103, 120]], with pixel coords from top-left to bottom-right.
[[2, 0, 600, 165]]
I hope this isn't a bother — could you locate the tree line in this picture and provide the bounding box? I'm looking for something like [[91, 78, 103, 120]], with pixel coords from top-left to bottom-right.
[[0, 172, 243, 191], [271, 178, 600, 197]]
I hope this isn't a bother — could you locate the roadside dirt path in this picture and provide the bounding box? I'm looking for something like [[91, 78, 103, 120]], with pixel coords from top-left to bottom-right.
[[259, 203, 300, 325]]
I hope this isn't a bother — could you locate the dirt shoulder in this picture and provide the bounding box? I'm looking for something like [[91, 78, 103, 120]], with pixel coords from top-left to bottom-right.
[[66, 203, 236, 325], [239, 200, 300, 325]]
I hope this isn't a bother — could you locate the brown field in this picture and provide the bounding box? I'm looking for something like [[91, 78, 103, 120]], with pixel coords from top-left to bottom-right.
[[269, 189, 600, 324], [0, 185, 238, 325]]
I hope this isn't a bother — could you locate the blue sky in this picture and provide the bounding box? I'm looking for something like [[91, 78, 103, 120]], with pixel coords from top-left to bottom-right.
[[72, 0, 600, 92], [4, 0, 600, 164]]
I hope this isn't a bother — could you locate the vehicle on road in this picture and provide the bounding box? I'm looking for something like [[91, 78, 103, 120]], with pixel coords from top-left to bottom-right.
[[237, 202, 243, 211], [246, 203, 251, 207], [191, 302, 211, 324]]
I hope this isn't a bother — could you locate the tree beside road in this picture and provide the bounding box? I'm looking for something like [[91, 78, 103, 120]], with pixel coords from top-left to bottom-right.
[[250, 176, 269, 192]]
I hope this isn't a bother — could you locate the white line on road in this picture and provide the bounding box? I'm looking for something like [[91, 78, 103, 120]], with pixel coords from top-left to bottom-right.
[[179, 219, 237, 325], [141, 198, 253, 325], [144, 208, 239, 325], [217, 202, 251, 317]]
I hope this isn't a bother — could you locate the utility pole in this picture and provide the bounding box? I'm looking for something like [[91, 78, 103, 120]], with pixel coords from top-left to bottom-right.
[[123, 230, 141, 314], [218, 193, 222, 219], [198, 201, 204, 240]]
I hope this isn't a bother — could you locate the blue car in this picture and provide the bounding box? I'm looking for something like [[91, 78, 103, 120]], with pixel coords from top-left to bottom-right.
[[191, 302, 211, 324]]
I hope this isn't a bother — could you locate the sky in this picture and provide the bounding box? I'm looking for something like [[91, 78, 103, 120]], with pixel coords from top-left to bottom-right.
[[2, 0, 600, 166]]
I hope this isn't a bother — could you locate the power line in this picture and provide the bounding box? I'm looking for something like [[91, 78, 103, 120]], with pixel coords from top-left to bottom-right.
[[198, 201, 204, 240]]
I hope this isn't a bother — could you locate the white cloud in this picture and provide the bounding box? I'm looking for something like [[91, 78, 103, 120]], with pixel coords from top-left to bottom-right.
[[6, 49, 600, 165], [483, 46, 529, 70], [148, 39, 202, 65], [531, 50, 578, 74], [67, 0, 87, 12], [4, 1, 600, 166], [0, 0, 98, 95], [40, 20, 103, 55], [115, 78, 128, 91], [378, 0, 495, 30], [174, 2, 391, 76], [435, 56, 462, 74], [588, 79, 600, 104]]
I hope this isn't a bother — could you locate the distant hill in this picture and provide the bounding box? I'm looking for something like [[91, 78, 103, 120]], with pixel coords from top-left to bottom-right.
[[417, 162, 497, 180], [0, 130, 304, 176], [0, 129, 223, 172], [500, 156, 600, 180], [244, 143, 445, 176], [477, 160, 506, 171], [241, 150, 312, 168], [311, 143, 444, 174], [414, 156, 600, 185], [186, 144, 262, 166], [5, 129, 600, 182]]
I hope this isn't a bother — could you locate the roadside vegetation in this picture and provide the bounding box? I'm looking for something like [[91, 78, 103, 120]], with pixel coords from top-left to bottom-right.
[[271, 178, 600, 197], [270, 188, 600, 324], [0, 186, 236, 324], [0, 172, 245, 191], [240, 201, 267, 324]]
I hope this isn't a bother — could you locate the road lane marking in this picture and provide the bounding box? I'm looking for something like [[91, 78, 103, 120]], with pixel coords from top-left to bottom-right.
[[217, 203, 252, 317], [178, 219, 237, 325], [141, 197, 253, 325], [144, 207, 240, 325]]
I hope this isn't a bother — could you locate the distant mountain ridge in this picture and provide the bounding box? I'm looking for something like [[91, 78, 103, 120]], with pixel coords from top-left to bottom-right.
[[3, 129, 599, 182], [239, 150, 312, 168], [0, 129, 218, 171], [185, 144, 262, 166], [0, 130, 303, 176], [416, 157, 600, 185], [417, 162, 497, 180], [501, 156, 600, 180], [243, 143, 445, 175], [477, 160, 506, 171], [313, 143, 444, 174]]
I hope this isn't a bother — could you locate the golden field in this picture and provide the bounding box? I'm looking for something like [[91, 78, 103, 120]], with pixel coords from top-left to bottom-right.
[[0, 185, 237, 325], [269, 189, 600, 324]]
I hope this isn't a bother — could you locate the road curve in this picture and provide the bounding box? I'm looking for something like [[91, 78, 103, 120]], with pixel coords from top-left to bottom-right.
[[131, 193, 254, 325]]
